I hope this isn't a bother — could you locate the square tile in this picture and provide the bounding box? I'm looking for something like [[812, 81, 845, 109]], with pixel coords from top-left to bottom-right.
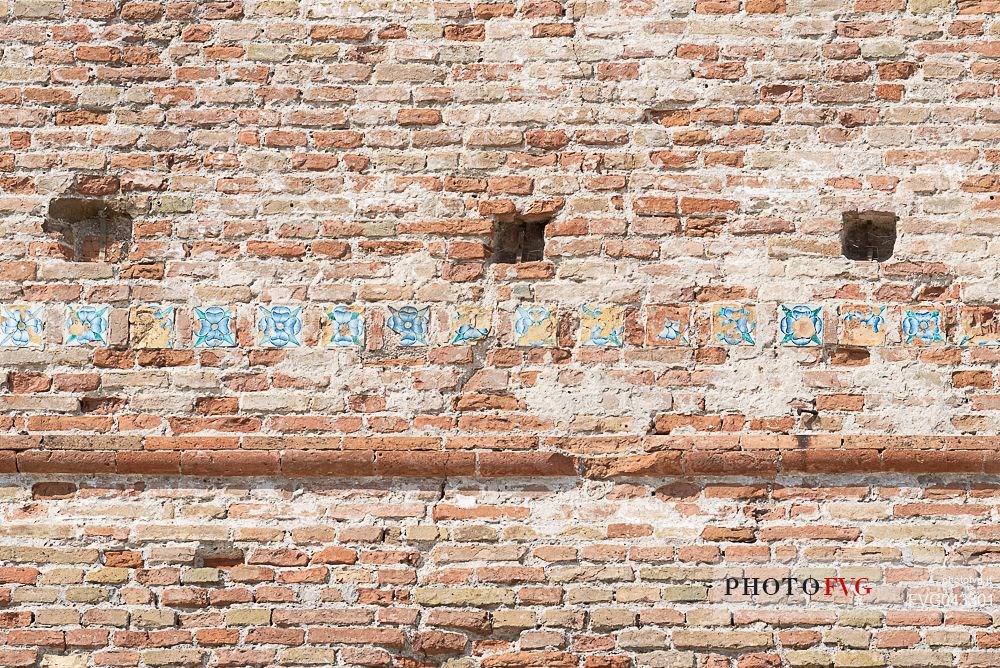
[[130, 305, 176, 349], [779, 304, 823, 347], [645, 305, 691, 346], [958, 306, 1000, 346], [257, 305, 303, 348], [193, 306, 237, 348], [711, 303, 756, 346], [900, 307, 945, 347], [580, 304, 625, 348], [65, 304, 110, 346], [321, 305, 365, 348], [0, 304, 44, 348], [387, 305, 429, 347], [449, 306, 490, 345], [513, 304, 557, 347], [839, 304, 890, 347]]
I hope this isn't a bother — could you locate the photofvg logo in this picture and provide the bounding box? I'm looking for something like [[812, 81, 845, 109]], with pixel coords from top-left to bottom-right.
[[721, 576, 999, 608], [722, 577, 873, 598]]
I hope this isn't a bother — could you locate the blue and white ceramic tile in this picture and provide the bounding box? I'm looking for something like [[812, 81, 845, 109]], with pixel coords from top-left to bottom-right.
[[645, 305, 691, 346], [321, 305, 365, 348], [449, 306, 490, 345], [65, 304, 110, 347], [779, 304, 823, 347], [901, 308, 944, 347], [958, 307, 1000, 346], [0, 304, 44, 348], [711, 303, 756, 346], [387, 305, 429, 347], [839, 304, 889, 347], [194, 306, 237, 348], [257, 305, 303, 348], [131, 305, 175, 349], [514, 304, 556, 347], [580, 304, 625, 348]]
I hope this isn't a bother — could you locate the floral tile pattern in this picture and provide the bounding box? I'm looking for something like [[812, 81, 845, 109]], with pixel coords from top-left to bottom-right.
[[580, 304, 625, 347], [65, 305, 110, 347], [449, 306, 490, 345], [321, 305, 365, 348], [514, 304, 556, 347], [779, 304, 823, 347], [257, 305, 303, 348], [387, 305, 429, 347], [958, 306, 1000, 346], [901, 308, 945, 347], [0, 300, 991, 352], [711, 303, 756, 346], [0, 304, 44, 348], [839, 304, 889, 347], [131, 305, 176, 349], [194, 306, 237, 348], [645, 305, 691, 346]]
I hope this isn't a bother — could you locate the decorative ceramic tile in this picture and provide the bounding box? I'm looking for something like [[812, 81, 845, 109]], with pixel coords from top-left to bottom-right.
[[130, 305, 175, 349], [779, 304, 823, 347], [645, 305, 691, 346], [194, 306, 237, 348], [321, 305, 365, 348], [839, 304, 889, 347], [65, 305, 110, 346], [449, 306, 490, 345], [257, 305, 303, 348], [958, 306, 1000, 346], [901, 308, 945, 347], [387, 305, 430, 347], [514, 304, 557, 347], [711, 303, 756, 346], [580, 304, 625, 348], [0, 304, 44, 348]]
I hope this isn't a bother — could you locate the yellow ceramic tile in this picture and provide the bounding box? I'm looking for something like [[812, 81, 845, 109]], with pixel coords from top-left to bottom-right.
[[513, 304, 556, 347], [580, 304, 625, 347], [131, 305, 176, 349]]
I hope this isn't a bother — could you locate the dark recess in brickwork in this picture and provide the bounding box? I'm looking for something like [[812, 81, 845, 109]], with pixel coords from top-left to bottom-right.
[[841, 210, 897, 262], [43, 198, 132, 263], [492, 220, 548, 263]]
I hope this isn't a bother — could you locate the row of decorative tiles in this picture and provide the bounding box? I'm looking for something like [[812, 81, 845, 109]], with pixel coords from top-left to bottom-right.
[[0, 302, 996, 350]]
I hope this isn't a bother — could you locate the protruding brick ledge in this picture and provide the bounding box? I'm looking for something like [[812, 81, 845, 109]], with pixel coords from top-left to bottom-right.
[[0, 434, 997, 477]]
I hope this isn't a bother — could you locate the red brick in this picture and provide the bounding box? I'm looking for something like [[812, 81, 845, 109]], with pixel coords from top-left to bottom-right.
[[478, 452, 577, 476], [281, 451, 375, 477], [17, 451, 115, 474], [179, 452, 280, 477], [375, 452, 475, 477]]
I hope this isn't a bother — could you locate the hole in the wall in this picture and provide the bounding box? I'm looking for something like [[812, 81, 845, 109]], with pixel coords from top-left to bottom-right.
[[493, 220, 548, 264], [43, 198, 132, 263], [841, 210, 897, 262]]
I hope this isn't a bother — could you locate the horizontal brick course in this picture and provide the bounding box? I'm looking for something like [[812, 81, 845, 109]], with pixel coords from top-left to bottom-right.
[[0, 435, 995, 476]]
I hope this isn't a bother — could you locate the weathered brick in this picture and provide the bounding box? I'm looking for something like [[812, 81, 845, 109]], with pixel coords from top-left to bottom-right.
[[0, 4, 990, 666]]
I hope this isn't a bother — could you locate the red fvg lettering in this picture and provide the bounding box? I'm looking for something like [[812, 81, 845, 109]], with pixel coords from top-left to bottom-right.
[[824, 577, 873, 596]]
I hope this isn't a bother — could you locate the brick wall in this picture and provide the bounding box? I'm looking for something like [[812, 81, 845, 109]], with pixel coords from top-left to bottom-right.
[[7, 477, 1000, 667], [1, 0, 1000, 665]]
